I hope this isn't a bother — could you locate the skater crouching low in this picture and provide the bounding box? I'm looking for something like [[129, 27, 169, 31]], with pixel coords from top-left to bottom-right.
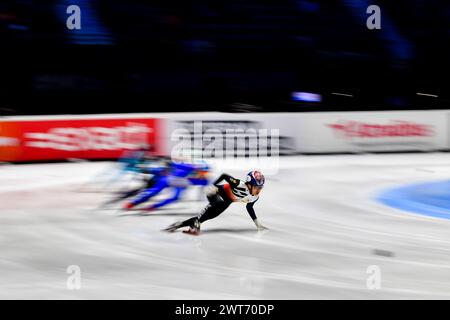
[[165, 170, 268, 235]]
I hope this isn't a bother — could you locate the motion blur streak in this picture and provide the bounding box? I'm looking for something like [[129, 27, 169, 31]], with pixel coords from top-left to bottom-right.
[[2, 153, 450, 299]]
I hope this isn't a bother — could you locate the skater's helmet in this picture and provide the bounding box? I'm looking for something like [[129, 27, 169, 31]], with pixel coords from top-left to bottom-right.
[[246, 170, 265, 188]]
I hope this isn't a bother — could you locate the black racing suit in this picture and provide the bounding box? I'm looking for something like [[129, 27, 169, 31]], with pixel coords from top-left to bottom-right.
[[179, 173, 258, 228]]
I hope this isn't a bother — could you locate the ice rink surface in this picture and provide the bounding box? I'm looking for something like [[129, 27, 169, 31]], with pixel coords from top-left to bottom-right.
[[2, 153, 450, 299]]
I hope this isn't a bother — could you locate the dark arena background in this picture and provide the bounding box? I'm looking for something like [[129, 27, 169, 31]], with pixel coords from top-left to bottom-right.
[[2, 0, 450, 303]]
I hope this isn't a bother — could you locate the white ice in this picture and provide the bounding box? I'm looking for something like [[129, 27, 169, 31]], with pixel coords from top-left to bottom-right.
[[2, 153, 450, 299]]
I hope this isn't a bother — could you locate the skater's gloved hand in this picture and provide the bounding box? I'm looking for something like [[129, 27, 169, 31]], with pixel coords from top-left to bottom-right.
[[205, 185, 218, 196], [253, 219, 269, 231]]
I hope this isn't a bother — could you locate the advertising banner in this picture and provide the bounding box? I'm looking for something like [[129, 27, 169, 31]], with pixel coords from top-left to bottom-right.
[[0, 118, 163, 162], [296, 111, 448, 153]]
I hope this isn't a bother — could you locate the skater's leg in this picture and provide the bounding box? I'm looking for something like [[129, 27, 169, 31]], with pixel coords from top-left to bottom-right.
[[104, 174, 156, 207], [124, 178, 168, 209], [146, 187, 185, 210], [102, 187, 144, 207], [186, 194, 230, 225], [165, 194, 231, 232], [197, 197, 230, 223]]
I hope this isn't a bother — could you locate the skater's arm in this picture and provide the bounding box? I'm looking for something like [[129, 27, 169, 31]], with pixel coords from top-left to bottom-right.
[[246, 200, 258, 220], [213, 173, 239, 187], [207, 173, 239, 196], [246, 200, 269, 230]]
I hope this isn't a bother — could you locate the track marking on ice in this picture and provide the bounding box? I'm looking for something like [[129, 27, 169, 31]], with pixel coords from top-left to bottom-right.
[[137, 231, 450, 297], [223, 229, 450, 270], [270, 202, 450, 250], [0, 163, 108, 192]]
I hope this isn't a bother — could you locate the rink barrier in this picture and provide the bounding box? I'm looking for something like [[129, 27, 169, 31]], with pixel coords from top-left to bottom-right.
[[0, 110, 448, 162], [0, 116, 164, 162]]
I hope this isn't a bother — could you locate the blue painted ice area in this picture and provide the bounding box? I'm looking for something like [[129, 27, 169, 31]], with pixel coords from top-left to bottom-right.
[[378, 180, 450, 219]]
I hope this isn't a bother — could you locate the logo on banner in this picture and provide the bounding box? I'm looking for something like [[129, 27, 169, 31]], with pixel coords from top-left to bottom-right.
[[0, 136, 19, 147], [327, 120, 433, 139], [25, 122, 152, 151]]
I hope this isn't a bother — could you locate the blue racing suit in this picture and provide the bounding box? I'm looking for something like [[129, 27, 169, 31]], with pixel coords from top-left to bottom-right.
[[128, 162, 209, 210]]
